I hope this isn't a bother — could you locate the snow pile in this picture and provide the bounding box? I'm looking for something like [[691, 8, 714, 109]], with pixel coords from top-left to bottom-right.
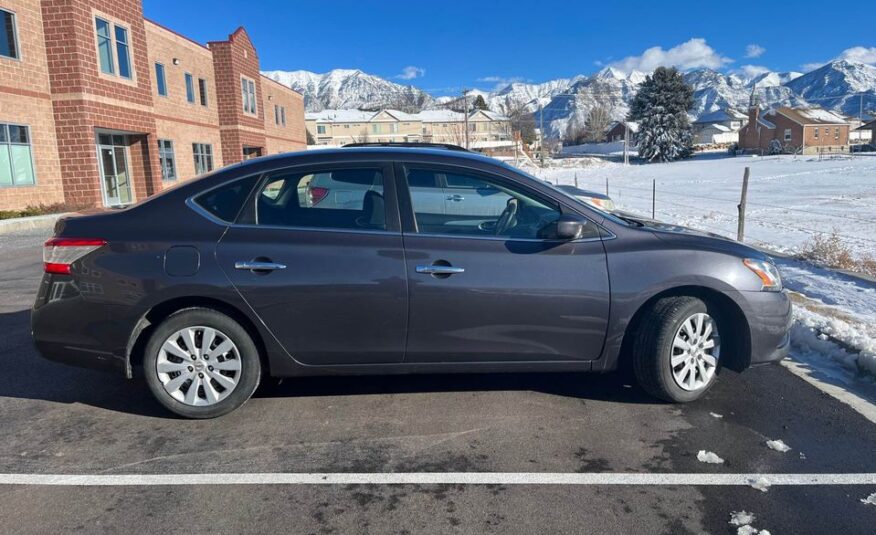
[[765, 439, 792, 453], [696, 450, 725, 464], [861, 492, 876, 506], [709, 412, 724, 418], [749, 477, 771, 493], [792, 307, 876, 378], [729, 511, 771, 535]]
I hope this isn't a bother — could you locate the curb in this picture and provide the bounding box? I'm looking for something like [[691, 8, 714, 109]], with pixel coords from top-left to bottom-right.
[[0, 213, 67, 235]]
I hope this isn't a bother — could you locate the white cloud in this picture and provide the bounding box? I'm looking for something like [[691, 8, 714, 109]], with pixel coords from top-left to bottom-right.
[[838, 46, 876, 64], [745, 44, 766, 58], [801, 46, 876, 71], [739, 64, 770, 78], [395, 66, 425, 80], [476, 76, 529, 91], [608, 38, 733, 74]]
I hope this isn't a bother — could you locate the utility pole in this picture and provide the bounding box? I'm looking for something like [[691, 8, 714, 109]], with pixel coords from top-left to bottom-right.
[[462, 89, 470, 150], [538, 100, 545, 167]]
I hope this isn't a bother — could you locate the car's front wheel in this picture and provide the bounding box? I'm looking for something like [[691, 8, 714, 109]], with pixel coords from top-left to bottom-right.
[[633, 296, 722, 403], [143, 308, 261, 418]]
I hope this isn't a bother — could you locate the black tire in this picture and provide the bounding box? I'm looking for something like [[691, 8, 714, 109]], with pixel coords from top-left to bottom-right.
[[632, 296, 721, 403], [143, 308, 261, 418]]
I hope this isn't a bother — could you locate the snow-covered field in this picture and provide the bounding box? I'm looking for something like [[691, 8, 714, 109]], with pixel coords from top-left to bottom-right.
[[526, 153, 876, 403], [533, 153, 876, 259]]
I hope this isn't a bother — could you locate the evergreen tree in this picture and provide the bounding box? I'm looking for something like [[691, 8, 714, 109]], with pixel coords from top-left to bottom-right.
[[628, 66, 694, 162], [472, 94, 488, 110]]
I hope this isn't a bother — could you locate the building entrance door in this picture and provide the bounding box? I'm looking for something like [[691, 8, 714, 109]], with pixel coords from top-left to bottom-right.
[[96, 133, 132, 206]]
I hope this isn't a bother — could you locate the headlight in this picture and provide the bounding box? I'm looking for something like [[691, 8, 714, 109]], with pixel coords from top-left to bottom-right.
[[743, 258, 782, 292]]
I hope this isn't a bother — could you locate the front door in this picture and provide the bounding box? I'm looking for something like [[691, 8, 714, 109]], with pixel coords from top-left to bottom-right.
[[399, 163, 610, 363], [216, 162, 408, 366], [96, 133, 132, 206]]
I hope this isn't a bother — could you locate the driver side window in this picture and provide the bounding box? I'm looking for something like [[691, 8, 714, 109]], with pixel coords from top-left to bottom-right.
[[406, 167, 562, 239]]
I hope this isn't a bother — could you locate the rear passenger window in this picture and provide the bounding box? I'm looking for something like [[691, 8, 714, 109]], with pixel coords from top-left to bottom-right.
[[255, 168, 386, 230], [195, 175, 259, 223]]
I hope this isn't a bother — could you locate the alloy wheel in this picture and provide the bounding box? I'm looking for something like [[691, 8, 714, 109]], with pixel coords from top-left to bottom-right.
[[670, 313, 720, 391], [156, 326, 243, 406]]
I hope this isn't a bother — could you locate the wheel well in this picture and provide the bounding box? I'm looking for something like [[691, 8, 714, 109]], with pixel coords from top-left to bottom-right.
[[128, 296, 271, 378], [617, 286, 751, 374]]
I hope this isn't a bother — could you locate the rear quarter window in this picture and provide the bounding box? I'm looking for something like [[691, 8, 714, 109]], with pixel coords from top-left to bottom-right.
[[194, 175, 259, 223]]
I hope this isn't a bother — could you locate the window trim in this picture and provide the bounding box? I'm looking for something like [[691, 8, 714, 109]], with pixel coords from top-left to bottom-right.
[[92, 13, 136, 84], [0, 122, 37, 188], [198, 77, 208, 107], [154, 62, 167, 97], [241, 75, 257, 116], [157, 139, 176, 181], [0, 7, 21, 62], [184, 72, 195, 104], [192, 142, 214, 175]]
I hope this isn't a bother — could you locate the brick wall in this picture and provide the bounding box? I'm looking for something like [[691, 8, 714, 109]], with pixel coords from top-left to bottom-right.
[[261, 75, 306, 154], [0, 0, 65, 210]]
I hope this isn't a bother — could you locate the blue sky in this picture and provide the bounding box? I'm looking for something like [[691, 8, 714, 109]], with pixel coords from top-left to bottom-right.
[[145, 0, 876, 95]]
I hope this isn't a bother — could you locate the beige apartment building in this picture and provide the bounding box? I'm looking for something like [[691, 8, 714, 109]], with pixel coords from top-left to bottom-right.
[[0, 0, 305, 211], [306, 108, 512, 149]]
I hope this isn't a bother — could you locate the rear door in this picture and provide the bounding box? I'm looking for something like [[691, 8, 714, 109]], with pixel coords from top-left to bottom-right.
[[397, 162, 610, 363], [216, 162, 408, 365]]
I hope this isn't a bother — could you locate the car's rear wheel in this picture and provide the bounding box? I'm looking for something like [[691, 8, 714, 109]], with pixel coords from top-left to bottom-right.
[[633, 296, 722, 403], [144, 308, 261, 418]]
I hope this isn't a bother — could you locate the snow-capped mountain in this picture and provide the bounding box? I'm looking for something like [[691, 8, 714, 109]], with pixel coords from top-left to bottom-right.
[[264, 60, 876, 138], [262, 68, 433, 112], [785, 60, 876, 116]]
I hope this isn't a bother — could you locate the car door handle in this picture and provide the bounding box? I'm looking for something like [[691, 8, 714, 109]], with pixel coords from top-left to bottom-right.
[[234, 261, 287, 271], [446, 194, 464, 202], [416, 265, 465, 275]]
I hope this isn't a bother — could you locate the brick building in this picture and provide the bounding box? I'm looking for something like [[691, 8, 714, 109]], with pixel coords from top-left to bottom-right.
[[739, 98, 850, 155], [0, 0, 305, 210]]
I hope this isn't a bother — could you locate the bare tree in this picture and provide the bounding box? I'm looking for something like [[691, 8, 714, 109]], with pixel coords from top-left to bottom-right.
[[584, 105, 612, 143], [498, 97, 537, 145]]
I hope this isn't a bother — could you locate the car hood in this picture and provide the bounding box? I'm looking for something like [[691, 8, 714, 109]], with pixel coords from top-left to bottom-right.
[[622, 215, 769, 261]]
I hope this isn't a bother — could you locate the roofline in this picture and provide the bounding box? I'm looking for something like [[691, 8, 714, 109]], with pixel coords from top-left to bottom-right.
[[144, 18, 210, 52], [260, 74, 304, 98], [774, 108, 847, 126]]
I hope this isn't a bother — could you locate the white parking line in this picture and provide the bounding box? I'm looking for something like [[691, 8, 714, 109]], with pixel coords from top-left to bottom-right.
[[1, 472, 875, 486]]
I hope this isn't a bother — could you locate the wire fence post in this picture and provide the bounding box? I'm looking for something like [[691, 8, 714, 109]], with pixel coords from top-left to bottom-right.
[[605, 177, 609, 196], [737, 167, 750, 242], [651, 179, 656, 219], [574, 172, 578, 188]]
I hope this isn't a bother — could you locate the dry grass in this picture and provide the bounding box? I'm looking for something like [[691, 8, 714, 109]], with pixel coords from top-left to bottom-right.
[[0, 202, 85, 221], [798, 230, 876, 278]]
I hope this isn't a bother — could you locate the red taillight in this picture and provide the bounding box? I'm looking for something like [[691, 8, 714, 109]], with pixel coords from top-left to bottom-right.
[[43, 238, 106, 274], [309, 187, 329, 206]]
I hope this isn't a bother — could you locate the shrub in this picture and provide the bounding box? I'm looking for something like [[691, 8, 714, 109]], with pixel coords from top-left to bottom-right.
[[799, 230, 876, 277], [0, 202, 82, 221]]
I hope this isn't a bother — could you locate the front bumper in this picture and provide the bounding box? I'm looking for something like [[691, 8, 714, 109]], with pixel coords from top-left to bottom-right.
[[742, 290, 793, 366]]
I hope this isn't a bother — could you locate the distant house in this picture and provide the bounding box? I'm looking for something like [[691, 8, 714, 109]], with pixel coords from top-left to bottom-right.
[[738, 102, 850, 155], [692, 109, 748, 145], [305, 109, 512, 150], [605, 121, 639, 143], [855, 118, 876, 145]]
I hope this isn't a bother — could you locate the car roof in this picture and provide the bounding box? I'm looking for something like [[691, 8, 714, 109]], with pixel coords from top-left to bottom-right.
[[239, 146, 505, 168]]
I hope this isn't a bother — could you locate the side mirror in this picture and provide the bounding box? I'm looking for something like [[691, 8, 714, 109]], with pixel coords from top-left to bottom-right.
[[555, 214, 588, 240]]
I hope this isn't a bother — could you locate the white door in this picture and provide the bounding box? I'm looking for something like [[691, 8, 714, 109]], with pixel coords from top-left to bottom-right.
[[97, 133, 132, 206]]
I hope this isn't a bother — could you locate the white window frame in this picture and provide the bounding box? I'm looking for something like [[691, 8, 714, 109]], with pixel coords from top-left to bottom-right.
[[157, 139, 176, 181], [0, 123, 37, 187], [783, 128, 792, 142], [93, 15, 134, 81], [192, 143, 214, 175], [317, 125, 326, 135], [241, 76, 257, 115], [0, 8, 20, 61]]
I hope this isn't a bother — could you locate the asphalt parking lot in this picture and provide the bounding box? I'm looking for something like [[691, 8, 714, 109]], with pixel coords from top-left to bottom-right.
[[1, 228, 875, 534]]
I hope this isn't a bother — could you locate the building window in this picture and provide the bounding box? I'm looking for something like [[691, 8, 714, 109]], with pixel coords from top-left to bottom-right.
[[281, 106, 286, 127], [192, 143, 213, 175], [241, 77, 257, 114], [317, 125, 326, 135], [198, 78, 208, 106], [184, 73, 194, 103], [274, 105, 279, 125], [0, 124, 35, 186], [274, 105, 286, 126], [0, 8, 19, 60], [371, 124, 380, 134], [157, 139, 176, 181], [784, 128, 792, 141], [835, 127, 840, 140], [155, 63, 167, 96], [813, 127, 819, 139], [94, 18, 132, 79]]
